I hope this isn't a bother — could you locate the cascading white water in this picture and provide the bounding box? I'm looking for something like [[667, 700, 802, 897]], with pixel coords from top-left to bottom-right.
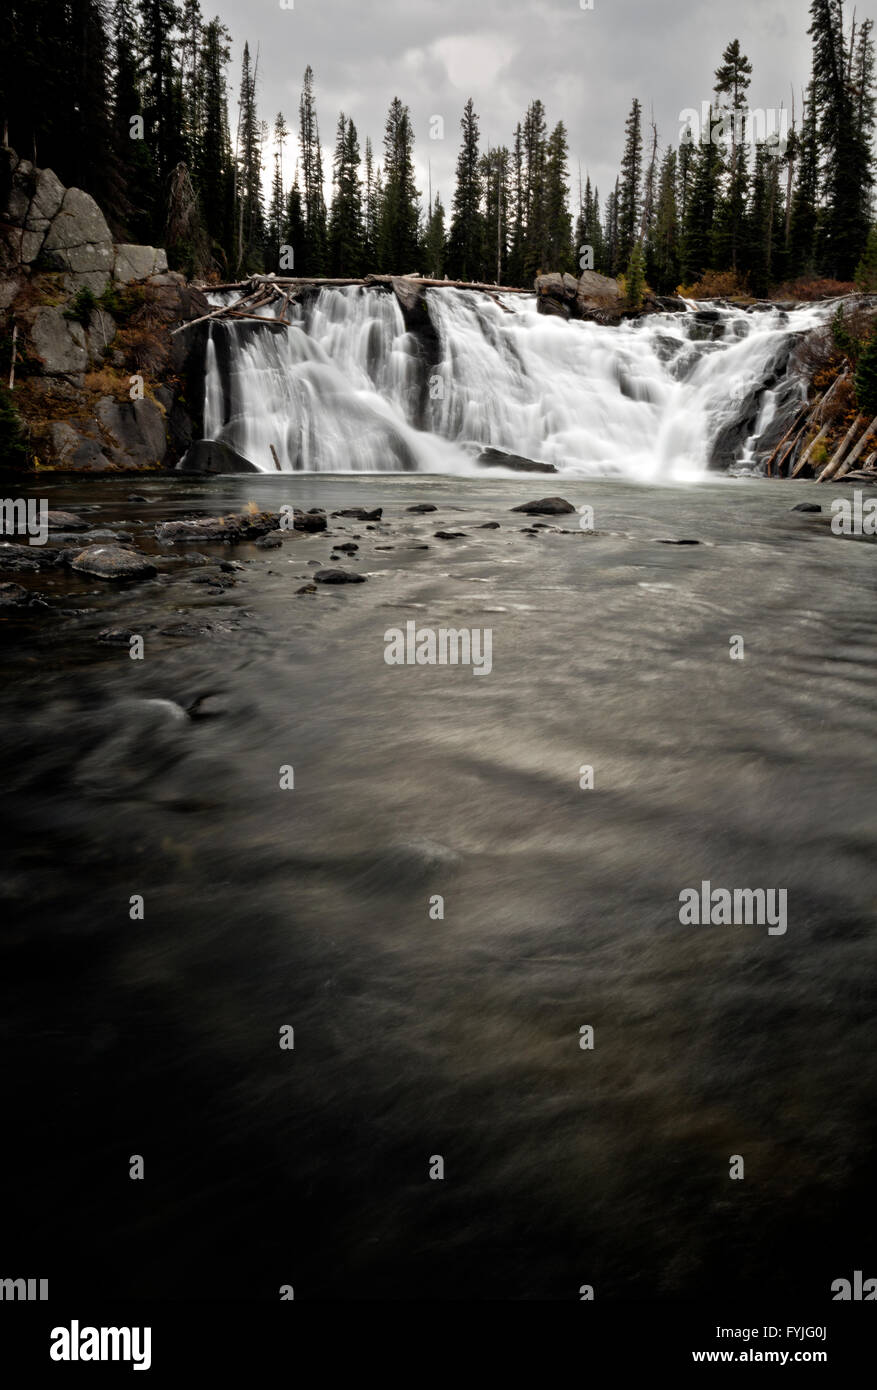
[[199, 285, 832, 477]]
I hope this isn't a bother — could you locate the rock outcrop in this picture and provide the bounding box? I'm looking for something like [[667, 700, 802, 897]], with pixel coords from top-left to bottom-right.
[[1, 146, 209, 469], [535, 270, 686, 323]]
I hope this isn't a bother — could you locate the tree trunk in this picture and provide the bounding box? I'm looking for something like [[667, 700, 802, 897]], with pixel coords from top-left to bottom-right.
[[817, 411, 864, 481], [820, 415, 877, 481]]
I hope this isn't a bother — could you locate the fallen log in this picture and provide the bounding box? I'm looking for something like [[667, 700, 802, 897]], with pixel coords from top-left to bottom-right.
[[820, 414, 877, 481], [778, 424, 809, 477], [791, 421, 832, 478], [764, 403, 808, 476], [817, 411, 865, 481], [195, 274, 533, 295]]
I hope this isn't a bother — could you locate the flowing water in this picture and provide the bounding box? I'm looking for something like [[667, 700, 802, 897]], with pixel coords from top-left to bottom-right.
[[2, 470, 875, 1300], [202, 288, 832, 478]]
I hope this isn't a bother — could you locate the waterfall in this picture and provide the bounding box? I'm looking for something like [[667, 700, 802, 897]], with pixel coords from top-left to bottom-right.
[[196, 286, 832, 477]]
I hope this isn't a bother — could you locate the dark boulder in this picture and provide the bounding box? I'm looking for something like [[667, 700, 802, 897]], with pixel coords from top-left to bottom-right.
[[178, 439, 261, 474], [477, 446, 558, 474], [314, 569, 367, 584], [511, 497, 576, 515]]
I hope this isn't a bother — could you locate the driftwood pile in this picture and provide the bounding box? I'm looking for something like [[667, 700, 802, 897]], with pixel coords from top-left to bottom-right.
[[766, 368, 877, 483], [173, 274, 532, 336]]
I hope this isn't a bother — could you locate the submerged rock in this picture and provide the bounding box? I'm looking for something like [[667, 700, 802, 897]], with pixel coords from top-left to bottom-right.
[[434, 530, 466, 539], [333, 507, 383, 520], [70, 545, 157, 580], [46, 510, 88, 531], [155, 511, 279, 543], [406, 503, 437, 513], [511, 497, 576, 515], [314, 569, 367, 584], [477, 446, 558, 474], [0, 582, 29, 605], [293, 510, 328, 532], [791, 502, 822, 512]]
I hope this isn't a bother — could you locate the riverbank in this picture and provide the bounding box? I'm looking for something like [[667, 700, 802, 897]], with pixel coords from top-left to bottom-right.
[[2, 473, 876, 1299]]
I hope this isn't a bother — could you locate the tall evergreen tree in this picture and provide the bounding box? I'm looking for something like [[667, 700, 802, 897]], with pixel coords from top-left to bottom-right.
[[423, 192, 446, 278], [328, 114, 363, 275], [481, 145, 511, 283], [712, 38, 753, 271], [521, 99, 549, 278], [233, 40, 264, 273], [197, 16, 234, 266], [377, 97, 420, 271], [266, 111, 289, 270], [788, 83, 820, 277], [506, 122, 526, 285], [446, 99, 484, 281], [616, 98, 643, 272], [680, 113, 723, 282], [808, 0, 873, 278], [650, 148, 680, 292], [298, 64, 327, 274], [364, 138, 380, 271], [544, 122, 573, 271], [744, 141, 785, 295]]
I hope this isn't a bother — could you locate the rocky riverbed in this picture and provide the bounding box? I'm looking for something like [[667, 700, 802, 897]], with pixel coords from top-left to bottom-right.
[[2, 471, 876, 1300]]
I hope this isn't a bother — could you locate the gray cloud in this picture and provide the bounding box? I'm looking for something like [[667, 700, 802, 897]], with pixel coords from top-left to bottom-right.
[[221, 0, 813, 218]]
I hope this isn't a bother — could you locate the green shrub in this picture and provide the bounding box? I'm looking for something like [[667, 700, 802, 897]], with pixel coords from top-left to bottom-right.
[[0, 386, 30, 465], [854, 331, 877, 415], [63, 286, 97, 327]]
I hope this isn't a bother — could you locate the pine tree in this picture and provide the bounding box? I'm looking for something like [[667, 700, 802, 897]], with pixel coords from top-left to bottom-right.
[[712, 38, 753, 271], [446, 99, 484, 281], [544, 122, 573, 271], [855, 224, 877, 290], [604, 180, 620, 276], [854, 325, 877, 412], [328, 114, 363, 275], [680, 115, 722, 282], [745, 142, 784, 296], [378, 97, 420, 271], [112, 0, 156, 241], [481, 145, 511, 283], [650, 148, 680, 292], [617, 98, 643, 271], [197, 17, 234, 267], [298, 65, 327, 275], [808, 0, 873, 278], [138, 0, 187, 205], [423, 193, 446, 278], [283, 171, 306, 272], [506, 122, 526, 284], [624, 240, 646, 307], [788, 82, 820, 278], [234, 41, 264, 273], [522, 99, 548, 279], [267, 112, 289, 270]]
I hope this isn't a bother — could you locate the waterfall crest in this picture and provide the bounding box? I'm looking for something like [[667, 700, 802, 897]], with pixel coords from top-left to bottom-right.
[[198, 286, 832, 477]]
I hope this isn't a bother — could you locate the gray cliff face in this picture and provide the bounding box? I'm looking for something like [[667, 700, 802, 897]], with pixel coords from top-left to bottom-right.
[[0, 147, 208, 470]]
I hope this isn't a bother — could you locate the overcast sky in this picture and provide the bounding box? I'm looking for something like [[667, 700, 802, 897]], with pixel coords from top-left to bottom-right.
[[218, 0, 817, 215]]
